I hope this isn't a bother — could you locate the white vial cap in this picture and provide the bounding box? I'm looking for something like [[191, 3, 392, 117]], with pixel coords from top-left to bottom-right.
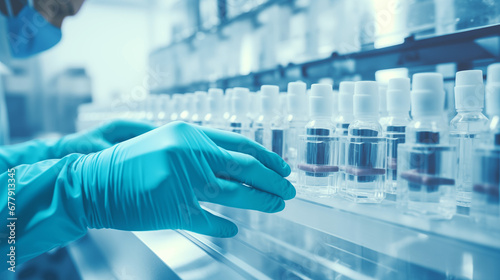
[[338, 81, 354, 114], [225, 88, 234, 99], [387, 77, 410, 115], [155, 94, 170, 112], [194, 91, 208, 114], [163, 95, 171, 112], [309, 84, 333, 118], [185, 93, 196, 112], [232, 87, 249, 115], [260, 85, 280, 116], [487, 63, 500, 85], [162, 94, 171, 103], [287, 81, 307, 116], [279, 93, 287, 115], [208, 88, 224, 114], [172, 94, 184, 112], [332, 90, 339, 117], [411, 73, 444, 117], [378, 84, 388, 115], [224, 88, 233, 113], [251, 91, 261, 114], [486, 63, 500, 116], [454, 70, 484, 111], [353, 81, 379, 117]]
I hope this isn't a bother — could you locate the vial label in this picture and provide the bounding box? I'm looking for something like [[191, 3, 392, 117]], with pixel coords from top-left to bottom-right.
[[398, 144, 457, 219], [304, 128, 331, 177], [344, 129, 386, 203], [272, 129, 284, 158], [255, 128, 264, 145], [347, 129, 383, 183], [297, 128, 338, 197], [385, 126, 406, 195]]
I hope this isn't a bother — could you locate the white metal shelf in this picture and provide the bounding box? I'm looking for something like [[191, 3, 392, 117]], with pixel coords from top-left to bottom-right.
[[68, 194, 500, 279]]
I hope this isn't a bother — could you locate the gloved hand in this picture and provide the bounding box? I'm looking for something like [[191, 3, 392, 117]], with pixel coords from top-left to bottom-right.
[[72, 121, 294, 237], [50, 119, 156, 158]]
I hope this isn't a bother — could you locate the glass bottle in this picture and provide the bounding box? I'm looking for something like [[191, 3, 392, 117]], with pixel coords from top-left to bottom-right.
[[471, 63, 500, 230], [335, 82, 355, 194], [297, 84, 337, 197], [228, 87, 253, 139], [203, 88, 226, 130], [192, 91, 208, 126], [398, 73, 457, 219], [285, 81, 308, 183], [450, 70, 489, 208], [254, 85, 287, 158], [344, 81, 386, 203], [384, 78, 411, 196]]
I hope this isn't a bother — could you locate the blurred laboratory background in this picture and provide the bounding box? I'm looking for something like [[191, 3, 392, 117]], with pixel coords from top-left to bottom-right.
[[2, 0, 500, 279], [0, 0, 499, 142]]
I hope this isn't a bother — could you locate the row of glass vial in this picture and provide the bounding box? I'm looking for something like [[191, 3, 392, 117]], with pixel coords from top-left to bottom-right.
[[295, 64, 500, 225], [90, 63, 498, 224]]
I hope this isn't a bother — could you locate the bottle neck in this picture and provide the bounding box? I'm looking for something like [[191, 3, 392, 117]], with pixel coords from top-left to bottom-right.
[[388, 112, 409, 119], [338, 111, 353, 117], [355, 114, 378, 121], [411, 114, 443, 122], [456, 108, 483, 113], [309, 115, 332, 120]]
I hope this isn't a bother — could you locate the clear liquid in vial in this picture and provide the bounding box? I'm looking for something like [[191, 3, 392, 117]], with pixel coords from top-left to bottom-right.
[[398, 132, 457, 219], [344, 128, 386, 203], [298, 128, 338, 197]]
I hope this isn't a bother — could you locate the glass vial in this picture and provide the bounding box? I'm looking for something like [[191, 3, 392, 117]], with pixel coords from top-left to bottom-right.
[[297, 84, 338, 197], [192, 91, 208, 126], [285, 82, 308, 183], [335, 82, 355, 195], [223, 88, 233, 122], [169, 94, 184, 122], [378, 83, 390, 128], [180, 93, 195, 123], [398, 73, 457, 219], [471, 63, 500, 230], [228, 87, 253, 139], [344, 81, 386, 203], [254, 85, 287, 158], [154, 94, 170, 126], [204, 88, 226, 130], [450, 70, 489, 208], [384, 78, 411, 195]]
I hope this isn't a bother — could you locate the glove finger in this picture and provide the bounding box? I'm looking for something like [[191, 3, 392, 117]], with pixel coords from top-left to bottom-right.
[[98, 120, 156, 144], [197, 178, 285, 213], [212, 150, 296, 200], [185, 208, 238, 238], [198, 126, 291, 177]]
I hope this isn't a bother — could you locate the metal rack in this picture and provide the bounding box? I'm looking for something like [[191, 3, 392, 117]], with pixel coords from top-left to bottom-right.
[[151, 24, 500, 94], [151, 0, 295, 57]]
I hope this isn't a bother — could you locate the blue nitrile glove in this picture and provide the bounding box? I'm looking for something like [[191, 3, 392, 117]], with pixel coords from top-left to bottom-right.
[[49, 119, 156, 158], [0, 122, 294, 264], [73, 121, 294, 236], [0, 120, 155, 170]]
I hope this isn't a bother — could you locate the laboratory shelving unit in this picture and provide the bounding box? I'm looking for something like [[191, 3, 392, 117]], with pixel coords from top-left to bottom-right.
[[67, 13, 500, 280], [67, 195, 500, 279], [150, 24, 500, 94]]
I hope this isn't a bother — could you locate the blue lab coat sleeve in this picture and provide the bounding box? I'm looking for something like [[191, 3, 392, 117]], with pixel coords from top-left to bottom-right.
[[0, 120, 156, 170], [0, 154, 88, 265], [0, 139, 60, 170]]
